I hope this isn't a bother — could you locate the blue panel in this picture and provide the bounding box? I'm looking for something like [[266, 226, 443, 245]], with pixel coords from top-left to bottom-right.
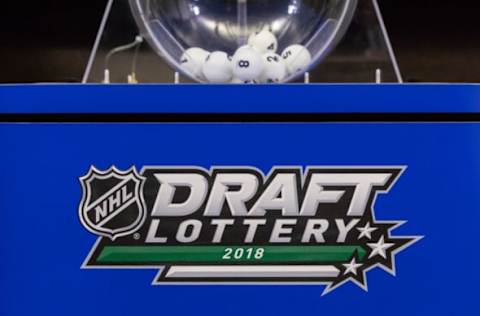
[[0, 122, 479, 315], [1, 84, 480, 113]]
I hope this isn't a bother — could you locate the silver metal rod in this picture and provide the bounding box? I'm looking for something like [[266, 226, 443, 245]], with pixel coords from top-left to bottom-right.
[[304, 72, 310, 84], [375, 69, 382, 83], [82, 0, 115, 83], [372, 0, 403, 83], [237, 0, 249, 46]]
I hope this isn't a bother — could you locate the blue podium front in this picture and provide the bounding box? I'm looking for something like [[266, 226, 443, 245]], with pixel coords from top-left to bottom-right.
[[0, 85, 479, 316]]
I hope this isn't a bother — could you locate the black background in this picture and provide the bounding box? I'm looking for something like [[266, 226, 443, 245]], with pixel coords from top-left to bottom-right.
[[0, 0, 479, 83]]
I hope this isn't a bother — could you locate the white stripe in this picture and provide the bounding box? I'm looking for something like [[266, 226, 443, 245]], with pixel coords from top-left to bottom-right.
[[166, 265, 339, 278]]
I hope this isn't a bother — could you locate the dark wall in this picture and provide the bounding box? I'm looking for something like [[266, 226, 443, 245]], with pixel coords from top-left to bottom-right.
[[382, 0, 480, 82], [0, 1, 106, 83], [0, 0, 478, 83]]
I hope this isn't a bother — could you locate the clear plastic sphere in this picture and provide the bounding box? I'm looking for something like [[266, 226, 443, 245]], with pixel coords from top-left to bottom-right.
[[130, 0, 357, 83]]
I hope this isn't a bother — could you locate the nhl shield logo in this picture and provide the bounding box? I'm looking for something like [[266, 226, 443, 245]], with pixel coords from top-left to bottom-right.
[[79, 166, 146, 240]]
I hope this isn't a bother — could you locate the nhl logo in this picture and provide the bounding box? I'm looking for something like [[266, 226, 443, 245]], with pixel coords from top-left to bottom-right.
[[79, 166, 146, 240]]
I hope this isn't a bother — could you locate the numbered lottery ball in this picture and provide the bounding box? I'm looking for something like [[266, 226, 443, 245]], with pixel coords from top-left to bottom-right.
[[180, 47, 209, 80], [259, 53, 286, 83], [248, 29, 278, 54], [281, 44, 312, 75], [202, 51, 233, 83], [231, 78, 258, 84], [232, 45, 264, 81]]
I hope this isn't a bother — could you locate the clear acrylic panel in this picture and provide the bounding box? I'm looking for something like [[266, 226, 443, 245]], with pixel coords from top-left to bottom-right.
[[83, 0, 402, 84]]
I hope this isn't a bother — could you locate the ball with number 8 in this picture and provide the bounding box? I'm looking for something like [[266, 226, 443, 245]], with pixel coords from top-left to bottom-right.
[[232, 45, 264, 81]]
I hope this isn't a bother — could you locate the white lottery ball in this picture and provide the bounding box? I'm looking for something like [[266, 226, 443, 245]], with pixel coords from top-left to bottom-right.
[[202, 51, 233, 83], [248, 29, 278, 54], [231, 78, 258, 84], [259, 53, 286, 83], [232, 45, 264, 81], [281, 44, 312, 75], [180, 47, 209, 80]]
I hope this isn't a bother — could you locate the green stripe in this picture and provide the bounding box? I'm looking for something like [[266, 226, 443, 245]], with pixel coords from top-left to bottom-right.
[[98, 245, 366, 264]]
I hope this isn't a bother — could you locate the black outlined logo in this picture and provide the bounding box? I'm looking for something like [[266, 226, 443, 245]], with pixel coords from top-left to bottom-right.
[[79, 166, 146, 241], [80, 166, 422, 295]]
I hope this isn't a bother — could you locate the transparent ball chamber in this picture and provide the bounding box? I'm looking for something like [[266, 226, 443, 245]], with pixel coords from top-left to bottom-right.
[[129, 0, 357, 83]]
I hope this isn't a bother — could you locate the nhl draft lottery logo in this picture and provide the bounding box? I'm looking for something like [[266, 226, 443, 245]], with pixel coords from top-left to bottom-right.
[[79, 167, 146, 241], [79, 165, 422, 295]]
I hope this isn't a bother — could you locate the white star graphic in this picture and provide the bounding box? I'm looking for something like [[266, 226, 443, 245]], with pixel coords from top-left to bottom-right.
[[368, 235, 395, 259], [321, 221, 424, 296], [357, 222, 378, 240], [342, 257, 363, 276]]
